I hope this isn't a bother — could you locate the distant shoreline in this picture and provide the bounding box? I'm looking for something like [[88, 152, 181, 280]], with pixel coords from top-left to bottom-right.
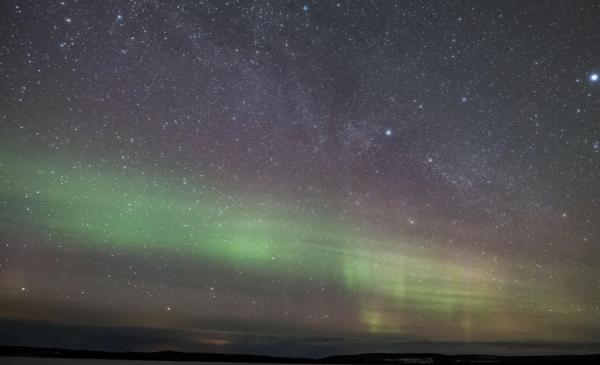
[[2, 345, 600, 364]]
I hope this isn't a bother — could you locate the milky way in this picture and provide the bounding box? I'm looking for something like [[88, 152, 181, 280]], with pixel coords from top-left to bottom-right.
[[1, 0, 600, 357]]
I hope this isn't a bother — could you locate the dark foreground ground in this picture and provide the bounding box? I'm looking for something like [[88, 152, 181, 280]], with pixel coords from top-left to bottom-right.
[[1, 345, 599, 365]]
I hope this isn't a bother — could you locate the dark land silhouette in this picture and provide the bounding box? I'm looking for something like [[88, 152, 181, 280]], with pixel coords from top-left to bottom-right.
[[2, 345, 600, 364]]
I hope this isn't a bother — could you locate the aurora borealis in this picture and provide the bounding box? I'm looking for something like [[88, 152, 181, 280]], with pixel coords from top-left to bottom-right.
[[1, 0, 600, 357]]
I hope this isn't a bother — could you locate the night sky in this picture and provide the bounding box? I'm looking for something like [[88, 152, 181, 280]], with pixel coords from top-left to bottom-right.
[[1, 0, 600, 358]]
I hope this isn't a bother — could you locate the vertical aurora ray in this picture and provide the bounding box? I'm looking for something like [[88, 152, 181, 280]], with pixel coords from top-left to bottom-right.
[[2, 0, 600, 356], [1, 146, 599, 344]]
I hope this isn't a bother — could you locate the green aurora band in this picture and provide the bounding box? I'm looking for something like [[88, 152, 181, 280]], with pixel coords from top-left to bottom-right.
[[1, 148, 594, 341]]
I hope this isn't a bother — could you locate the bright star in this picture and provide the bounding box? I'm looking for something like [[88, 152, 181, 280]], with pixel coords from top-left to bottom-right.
[[303, 6, 308, 11], [117, 14, 123, 20], [385, 129, 392, 136], [591, 73, 598, 82], [462, 97, 467, 102]]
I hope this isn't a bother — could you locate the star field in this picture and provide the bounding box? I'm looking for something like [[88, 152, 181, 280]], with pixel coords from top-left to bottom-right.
[[1, 0, 600, 357]]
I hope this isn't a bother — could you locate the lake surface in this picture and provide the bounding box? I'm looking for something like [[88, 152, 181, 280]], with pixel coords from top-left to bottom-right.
[[3, 359, 304, 365]]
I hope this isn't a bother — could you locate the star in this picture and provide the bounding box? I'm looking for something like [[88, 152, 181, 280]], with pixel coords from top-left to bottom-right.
[[2, 0, 600, 357]]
